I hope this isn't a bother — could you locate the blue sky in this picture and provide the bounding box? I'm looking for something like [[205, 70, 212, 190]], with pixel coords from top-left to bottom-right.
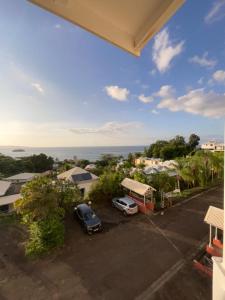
[[0, 0, 224, 147]]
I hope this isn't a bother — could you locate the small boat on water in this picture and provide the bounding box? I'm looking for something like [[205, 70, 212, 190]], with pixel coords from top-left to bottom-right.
[[12, 149, 25, 152]]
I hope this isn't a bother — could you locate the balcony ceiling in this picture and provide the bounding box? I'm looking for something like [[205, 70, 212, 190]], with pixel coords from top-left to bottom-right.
[[29, 0, 184, 56]]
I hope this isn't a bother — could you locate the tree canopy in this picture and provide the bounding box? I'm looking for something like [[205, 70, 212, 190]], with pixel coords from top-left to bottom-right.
[[15, 177, 81, 256], [0, 153, 54, 177], [144, 134, 200, 160]]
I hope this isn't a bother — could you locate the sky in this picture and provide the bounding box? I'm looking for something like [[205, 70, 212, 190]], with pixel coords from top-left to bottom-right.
[[0, 0, 224, 147]]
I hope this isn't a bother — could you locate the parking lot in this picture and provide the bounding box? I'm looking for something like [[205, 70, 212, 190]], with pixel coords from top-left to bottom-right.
[[0, 184, 223, 300]]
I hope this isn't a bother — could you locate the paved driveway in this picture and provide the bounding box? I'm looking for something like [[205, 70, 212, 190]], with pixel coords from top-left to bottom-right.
[[0, 185, 223, 300]]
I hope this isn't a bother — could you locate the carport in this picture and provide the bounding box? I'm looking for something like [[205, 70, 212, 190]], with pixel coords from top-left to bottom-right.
[[121, 178, 156, 213], [204, 205, 223, 254]]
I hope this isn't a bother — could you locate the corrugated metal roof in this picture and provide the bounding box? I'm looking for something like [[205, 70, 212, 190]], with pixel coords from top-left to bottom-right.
[[0, 194, 21, 206], [0, 181, 11, 196], [6, 173, 40, 181], [121, 178, 156, 196], [204, 206, 224, 231]]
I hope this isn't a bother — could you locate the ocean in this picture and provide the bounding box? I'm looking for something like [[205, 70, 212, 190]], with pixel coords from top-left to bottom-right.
[[0, 146, 146, 161]]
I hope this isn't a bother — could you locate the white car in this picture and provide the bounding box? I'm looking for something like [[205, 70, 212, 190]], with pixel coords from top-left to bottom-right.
[[112, 196, 138, 216]]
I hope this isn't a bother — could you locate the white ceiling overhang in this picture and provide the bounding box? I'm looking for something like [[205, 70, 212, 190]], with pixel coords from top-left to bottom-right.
[[29, 0, 184, 56]]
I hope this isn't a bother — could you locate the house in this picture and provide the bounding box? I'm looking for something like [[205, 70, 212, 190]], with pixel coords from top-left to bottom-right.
[[135, 157, 162, 167], [5, 172, 40, 184], [142, 158, 177, 176], [0, 180, 20, 213], [201, 141, 224, 152], [57, 167, 99, 197], [85, 164, 97, 171]]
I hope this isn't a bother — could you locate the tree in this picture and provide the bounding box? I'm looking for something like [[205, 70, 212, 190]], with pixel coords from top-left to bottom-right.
[[188, 134, 200, 151], [88, 171, 124, 203], [132, 171, 148, 184], [127, 153, 134, 166], [15, 177, 81, 256], [23, 153, 54, 172], [76, 159, 90, 169]]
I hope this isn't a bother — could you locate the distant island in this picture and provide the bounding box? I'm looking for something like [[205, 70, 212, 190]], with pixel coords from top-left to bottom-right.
[[12, 149, 25, 152]]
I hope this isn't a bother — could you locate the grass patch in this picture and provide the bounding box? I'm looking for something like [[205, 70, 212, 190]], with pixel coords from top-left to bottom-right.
[[180, 187, 204, 198]]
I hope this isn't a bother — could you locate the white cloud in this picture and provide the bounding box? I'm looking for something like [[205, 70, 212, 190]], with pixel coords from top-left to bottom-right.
[[138, 94, 153, 104], [155, 85, 175, 98], [213, 70, 225, 83], [31, 82, 44, 94], [152, 28, 184, 73], [189, 52, 217, 68], [54, 24, 62, 29], [157, 88, 225, 118], [105, 85, 129, 101], [205, 0, 225, 23], [70, 121, 142, 135], [151, 109, 159, 115], [9, 62, 45, 96]]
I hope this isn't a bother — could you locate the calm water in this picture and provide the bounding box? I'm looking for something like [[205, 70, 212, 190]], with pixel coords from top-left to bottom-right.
[[0, 146, 146, 161]]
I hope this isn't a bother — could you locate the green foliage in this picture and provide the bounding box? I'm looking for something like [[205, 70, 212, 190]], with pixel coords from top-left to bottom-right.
[[0, 153, 54, 177], [188, 134, 200, 151], [96, 154, 122, 168], [144, 134, 200, 160], [23, 153, 54, 172], [176, 151, 224, 189], [26, 217, 64, 257], [89, 171, 124, 203], [0, 154, 25, 177], [149, 172, 176, 193], [132, 171, 148, 184], [76, 159, 90, 169], [127, 152, 134, 166], [15, 176, 80, 257]]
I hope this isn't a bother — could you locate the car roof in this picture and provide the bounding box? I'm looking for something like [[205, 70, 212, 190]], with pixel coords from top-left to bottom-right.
[[77, 203, 92, 213], [118, 197, 136, 205]]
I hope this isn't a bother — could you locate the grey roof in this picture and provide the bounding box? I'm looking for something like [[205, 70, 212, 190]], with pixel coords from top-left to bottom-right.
[[0, 181, 11, 196], [0, 194, 21, 206], [6, 173, 40, 181]]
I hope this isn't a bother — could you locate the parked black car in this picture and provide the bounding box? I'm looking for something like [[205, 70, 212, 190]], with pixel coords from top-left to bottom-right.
[[74, 203, 102, 234]]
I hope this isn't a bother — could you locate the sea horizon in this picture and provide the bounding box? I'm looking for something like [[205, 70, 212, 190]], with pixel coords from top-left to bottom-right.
[[0, 145, 146, 161]]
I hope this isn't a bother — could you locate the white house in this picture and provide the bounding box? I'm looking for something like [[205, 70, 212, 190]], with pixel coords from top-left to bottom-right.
[[85, 164, 97, 171], [135, 157, 162, 167], [201, 141, 224, 152], [57, 167, 99, 197]]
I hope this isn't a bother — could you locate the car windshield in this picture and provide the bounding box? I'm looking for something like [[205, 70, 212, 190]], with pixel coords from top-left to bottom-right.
[[84, 211, 96, 221], [129, 203, 137, 208]]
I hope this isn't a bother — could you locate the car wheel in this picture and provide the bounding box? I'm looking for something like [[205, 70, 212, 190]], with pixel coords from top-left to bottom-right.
[[123, 210, 128, 216], [87, 229, 93, 235]]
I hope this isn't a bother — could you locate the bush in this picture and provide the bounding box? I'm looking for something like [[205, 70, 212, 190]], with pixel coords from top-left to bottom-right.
[[26, 217, 64, 257], [89, 171, 124, 203]]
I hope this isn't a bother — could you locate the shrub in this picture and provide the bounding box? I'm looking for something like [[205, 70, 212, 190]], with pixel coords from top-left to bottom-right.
[[26, 217, 64, 257]]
